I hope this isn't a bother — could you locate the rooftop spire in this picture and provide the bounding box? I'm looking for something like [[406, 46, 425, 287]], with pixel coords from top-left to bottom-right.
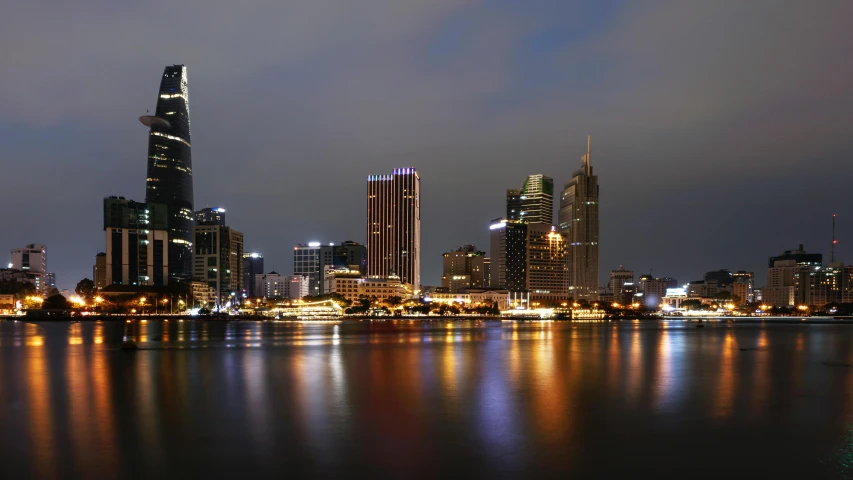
[[582, 135, 592, 174]]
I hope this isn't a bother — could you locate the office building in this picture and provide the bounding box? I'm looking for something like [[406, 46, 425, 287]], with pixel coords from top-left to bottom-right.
[[196, 207, 226, 226], [45, 273, 56, 292], [366, 168, 421, 291], [489, 219, 567, 304], [489, 218, 527, 293], [318, 241, 367, 295], [93, 253, 107, 290], [294, 243, 322, 296], [140, 64, 194, 281], [558, 136, 599, 301], [242, 252, 264, 298], [10, 244, 47, 293], [609, 266, 634, 298], [525, 224, 568, 302], [506, 174, 554, 225], [103, 197, 169, 286], [192, 224, 244, 308], [441, 244, 486, 293]]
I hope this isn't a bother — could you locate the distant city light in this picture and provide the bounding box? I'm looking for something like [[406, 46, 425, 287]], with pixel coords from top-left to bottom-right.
[[308, 242, 321, 247], [215, 208, 226, 213]]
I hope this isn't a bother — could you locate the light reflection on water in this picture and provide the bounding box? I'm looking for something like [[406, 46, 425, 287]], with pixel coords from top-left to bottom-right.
[[0, 319, 852, 477]]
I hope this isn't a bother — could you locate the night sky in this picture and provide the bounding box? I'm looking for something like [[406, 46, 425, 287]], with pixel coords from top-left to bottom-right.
[[1, 1, 851, 291]]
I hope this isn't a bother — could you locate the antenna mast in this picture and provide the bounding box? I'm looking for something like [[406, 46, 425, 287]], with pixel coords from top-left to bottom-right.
[[831, 214, 838, 263]]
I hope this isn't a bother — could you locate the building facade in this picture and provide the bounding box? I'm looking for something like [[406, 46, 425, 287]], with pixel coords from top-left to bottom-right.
[[318, 241, 367, 295], [103, 197, 169, 287], [195, 207, 226, 226], [441, 245, 486, 292], [558, 136, 599, 301], [141, 64, 194, 281], [192, 224, 244, 308], [609, 266, 634, 299], [366, 168, 421, 291], [526, 224, 568, 302], [764, 245, 822, 307], [242, 252, 264, 298], [506, 174, 554, 225], [93, 253, 107, 289], [10, 244, 47, 293], [489, 218, 528, 294], [294, 243, 321, 296]]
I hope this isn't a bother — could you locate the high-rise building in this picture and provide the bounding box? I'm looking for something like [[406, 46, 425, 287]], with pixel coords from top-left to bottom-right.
[[525, 224, 568, 302], [10, 244, 47, 293], [609, 266, 634, 298], [93, 253, 107, 290], [140, 64, 194, 281], [441, 244, 487, 293], [489, 218, 527, 293], [196, 207, 226, 226], [294, 243, 322, 296], [103, 197, 169, 286], [366, 168, 421, 291], [242, 252, 264, 298], [489, 219, 567, 305], [506, 174, 554, 225], [45, 273, 56, 292], [192, 224, 243, 308], [318, 241, 367, 295], [558, 136, 599, 301], [764, 245, 822, 307]]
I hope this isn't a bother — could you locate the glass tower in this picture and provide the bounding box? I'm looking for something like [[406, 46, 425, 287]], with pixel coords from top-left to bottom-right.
[[558, 136, 599, 301], [141, 65, 194, 281]]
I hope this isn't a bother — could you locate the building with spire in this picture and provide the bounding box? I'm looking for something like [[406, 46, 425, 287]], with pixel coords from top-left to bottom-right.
[[140, 64, 194, 281], [506, 174, 554, 225], [558, 136, 599, 301]]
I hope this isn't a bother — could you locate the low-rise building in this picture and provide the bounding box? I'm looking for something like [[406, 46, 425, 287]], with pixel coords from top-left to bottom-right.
[[429, 289, 509, 310], [358, 275, 411, 302]]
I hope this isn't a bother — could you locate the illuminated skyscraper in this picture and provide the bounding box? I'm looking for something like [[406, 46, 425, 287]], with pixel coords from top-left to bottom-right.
[[366, 168, 421, 291], [140, 64, 194, 281], [506, 174, 554, 225], [558, 136, 599, 301]]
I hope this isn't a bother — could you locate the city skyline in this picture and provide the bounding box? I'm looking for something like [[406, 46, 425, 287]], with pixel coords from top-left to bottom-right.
[[1, 2, 851, 290]]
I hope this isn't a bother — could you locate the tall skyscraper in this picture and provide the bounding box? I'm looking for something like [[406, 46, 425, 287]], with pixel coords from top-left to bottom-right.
[[366, 168, 421, 291], [558, 136, 600, 301], [140, 64, 194, 281], [242, 252, 264, 298], [506, 174, 554, 225]]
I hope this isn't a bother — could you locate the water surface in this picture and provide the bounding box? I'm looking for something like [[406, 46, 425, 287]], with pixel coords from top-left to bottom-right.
[[1, 319, 852, 478]]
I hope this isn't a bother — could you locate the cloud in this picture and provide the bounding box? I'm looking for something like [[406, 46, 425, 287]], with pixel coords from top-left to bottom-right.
[[0, 0, 851, 289]]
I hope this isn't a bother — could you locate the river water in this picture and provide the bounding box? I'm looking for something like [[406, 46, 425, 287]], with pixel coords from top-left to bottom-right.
[[0, 319, 852, 478]]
